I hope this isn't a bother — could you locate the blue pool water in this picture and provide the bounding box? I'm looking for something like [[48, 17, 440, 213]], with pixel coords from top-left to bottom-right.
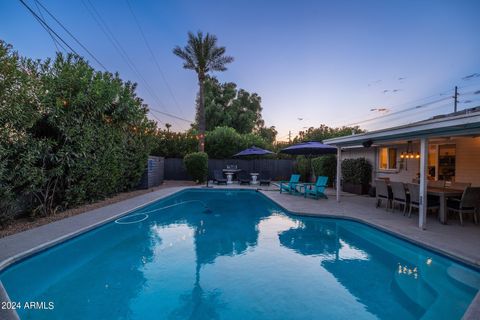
[[1, 189, 479, 319]]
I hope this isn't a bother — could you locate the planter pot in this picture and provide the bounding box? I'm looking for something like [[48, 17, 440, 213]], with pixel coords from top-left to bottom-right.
[[342, 182, 369, 195]]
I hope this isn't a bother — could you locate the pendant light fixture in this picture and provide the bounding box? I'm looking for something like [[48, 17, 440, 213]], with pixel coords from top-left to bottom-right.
[[400, 141, 420, 159]]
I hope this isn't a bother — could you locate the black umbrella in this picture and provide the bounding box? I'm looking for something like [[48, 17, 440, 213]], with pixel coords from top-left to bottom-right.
[[280, 141, 336, 181], [233, 146, 274, 157], [280, 141, 336, 156], [233, 145, 274, 172]]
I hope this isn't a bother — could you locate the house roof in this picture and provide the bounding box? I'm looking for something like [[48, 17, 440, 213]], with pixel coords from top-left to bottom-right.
[[324, 107, 480, 147]]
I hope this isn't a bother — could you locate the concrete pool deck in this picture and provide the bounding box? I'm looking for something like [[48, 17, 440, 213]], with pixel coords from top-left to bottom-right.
[[1, 182, 479, 319]]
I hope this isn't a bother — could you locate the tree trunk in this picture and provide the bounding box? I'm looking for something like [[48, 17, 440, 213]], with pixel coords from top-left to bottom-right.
[[198, 74, 206, 152]]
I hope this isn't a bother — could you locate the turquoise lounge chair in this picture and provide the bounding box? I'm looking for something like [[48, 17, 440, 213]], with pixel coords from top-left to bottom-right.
[[300, 176, 328, 199], [279, 174, 301, 194]]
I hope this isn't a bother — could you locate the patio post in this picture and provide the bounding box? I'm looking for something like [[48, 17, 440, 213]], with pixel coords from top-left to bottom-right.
[[336, 146, 341, 202], [419, 138, 428, 229]]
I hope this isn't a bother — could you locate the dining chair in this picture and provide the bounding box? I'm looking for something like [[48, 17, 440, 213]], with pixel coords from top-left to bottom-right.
[[407, 183, 440, 218], [447, 187, 480, 225], [375, 179, 392, 210], [390, 181, 409, 215]]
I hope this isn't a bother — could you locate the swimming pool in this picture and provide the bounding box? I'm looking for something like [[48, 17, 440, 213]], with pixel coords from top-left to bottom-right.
[[1, 189, 479, 319]]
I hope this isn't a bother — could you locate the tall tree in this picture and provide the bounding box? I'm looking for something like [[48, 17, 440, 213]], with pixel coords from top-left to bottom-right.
[[173, 32, 233, 151], [197, 76, 264, 134], [294, 124, 365, 142]]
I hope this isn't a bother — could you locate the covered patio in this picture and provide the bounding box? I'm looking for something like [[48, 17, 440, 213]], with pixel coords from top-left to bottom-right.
[[324, 107, 480, 230]]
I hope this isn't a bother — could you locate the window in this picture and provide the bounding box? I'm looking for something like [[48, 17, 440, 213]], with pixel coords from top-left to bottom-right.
[[379, 147, 397, 170]]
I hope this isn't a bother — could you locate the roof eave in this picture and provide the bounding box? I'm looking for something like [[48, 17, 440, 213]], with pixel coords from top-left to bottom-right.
[[324, 112, 480, 147]]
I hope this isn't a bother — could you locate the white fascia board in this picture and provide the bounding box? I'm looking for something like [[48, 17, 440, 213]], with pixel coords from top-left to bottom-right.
[[325, 112, 480, 147]]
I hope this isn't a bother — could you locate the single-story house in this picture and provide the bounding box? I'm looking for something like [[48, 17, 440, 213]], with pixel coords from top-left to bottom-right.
[[324, 107, 480, 229]]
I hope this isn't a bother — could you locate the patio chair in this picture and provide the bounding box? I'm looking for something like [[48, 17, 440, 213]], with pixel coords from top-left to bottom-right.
[[428, 180, 445, 188], [447, 187, 480, 225], [375, 179, 392, 210], [279, 174, 301, 194], [300, 176, 328, 199], [213, 170, 227, 185], [391, 182, 409, 215], [259, 171, 271, 186], [238, 170, 251, 185], [448, 182, 471, 191], [407, 183, 440, 218]]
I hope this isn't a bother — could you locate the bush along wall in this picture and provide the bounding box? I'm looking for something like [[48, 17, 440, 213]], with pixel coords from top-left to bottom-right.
[[311, 154, 337, 187], [294, 156, 311, 181], [341, 158, 372, 195], [0, 42, 156, 226], [184, 152, 208, 183]]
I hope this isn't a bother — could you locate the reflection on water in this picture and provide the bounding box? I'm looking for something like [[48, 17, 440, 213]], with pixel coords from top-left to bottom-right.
[[1, 189, 479, 320]]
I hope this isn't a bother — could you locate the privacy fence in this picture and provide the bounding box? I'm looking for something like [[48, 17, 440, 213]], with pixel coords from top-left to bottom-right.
[[164, 158, 295, 181]]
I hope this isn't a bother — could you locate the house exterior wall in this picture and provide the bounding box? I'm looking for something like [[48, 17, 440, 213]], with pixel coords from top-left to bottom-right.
[[340, 137, 480, 186], [341, 145, 419, 185], [455, 137, 480, 186]]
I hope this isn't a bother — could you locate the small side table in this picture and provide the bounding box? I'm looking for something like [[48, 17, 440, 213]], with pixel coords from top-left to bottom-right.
[[250, 173, 259, 185]]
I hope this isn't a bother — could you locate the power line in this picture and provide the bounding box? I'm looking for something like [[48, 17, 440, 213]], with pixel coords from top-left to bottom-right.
[[344, 84, 480, 128], [125, 0, 186, 118], [33, 0, 63, 52], [18, 0, 80, 55], [148, 112, 165, 125], [345, 96, 451, 127], [150, 108, 192, 123], [33, 0, 108, 71], [19, 0, 190, 130], [81, 0, 189, 128], [366, 103, 452, 129]]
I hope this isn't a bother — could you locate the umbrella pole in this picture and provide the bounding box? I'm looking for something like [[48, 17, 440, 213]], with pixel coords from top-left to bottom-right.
[[309, 156, 315, 183]]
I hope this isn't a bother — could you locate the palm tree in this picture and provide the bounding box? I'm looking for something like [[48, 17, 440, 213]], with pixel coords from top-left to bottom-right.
[[173, 31, 233, 152], [165, 123, 172, 132]]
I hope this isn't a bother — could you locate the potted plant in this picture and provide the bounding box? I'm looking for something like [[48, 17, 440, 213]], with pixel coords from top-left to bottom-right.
[[341, 158, 372, 195]]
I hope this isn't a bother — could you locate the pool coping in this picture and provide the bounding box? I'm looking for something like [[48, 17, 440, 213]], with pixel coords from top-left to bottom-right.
[[0, 186, 479, 319]]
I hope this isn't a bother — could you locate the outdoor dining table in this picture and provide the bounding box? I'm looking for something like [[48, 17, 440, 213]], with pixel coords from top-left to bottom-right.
[[427, 187, 464, 224]]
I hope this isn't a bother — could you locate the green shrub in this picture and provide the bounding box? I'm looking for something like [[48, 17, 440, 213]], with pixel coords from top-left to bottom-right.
[[152, 130, 197, 158], [184, 152, 208, 183], [294, 156, 310, 181], [0, 42, 156, 226], [311, 155, 337, 186], [205, 126, 269, 159], [205, 126, 241, 158], [341, 158, 372, 185], [239, 133, 267, 150]]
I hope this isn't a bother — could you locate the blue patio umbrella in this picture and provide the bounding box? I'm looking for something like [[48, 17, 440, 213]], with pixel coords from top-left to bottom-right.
[[233, 146, 274, 157]]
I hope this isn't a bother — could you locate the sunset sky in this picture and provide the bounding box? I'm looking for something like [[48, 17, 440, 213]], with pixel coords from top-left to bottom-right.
[[2, 0, 480, 139]]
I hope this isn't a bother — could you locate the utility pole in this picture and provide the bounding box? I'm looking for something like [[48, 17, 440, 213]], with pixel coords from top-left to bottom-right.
[[453, 86, 458, 112], [288, 130, 291, 143]]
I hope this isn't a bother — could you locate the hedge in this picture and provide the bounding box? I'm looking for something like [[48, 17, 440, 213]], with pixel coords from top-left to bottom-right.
[[0, 42, 156, 226], [311, 154, 337, 187], [184, 152, 208, 183], [341, 158, 372, 185]]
